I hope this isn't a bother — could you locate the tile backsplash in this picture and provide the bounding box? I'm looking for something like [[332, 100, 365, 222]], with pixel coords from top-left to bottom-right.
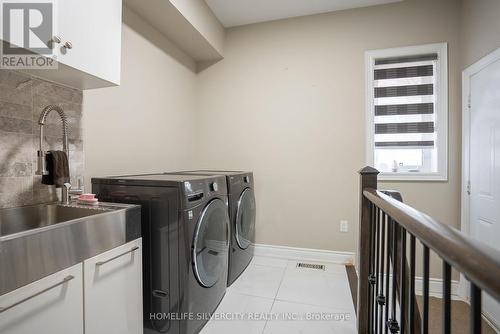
[[0, 70, 84, 208]]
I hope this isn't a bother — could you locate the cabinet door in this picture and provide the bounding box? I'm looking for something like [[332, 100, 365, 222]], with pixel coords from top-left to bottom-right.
[[56, 0, 122, 85], [0, 263, 84, 334], [84, 238, 143, 334]]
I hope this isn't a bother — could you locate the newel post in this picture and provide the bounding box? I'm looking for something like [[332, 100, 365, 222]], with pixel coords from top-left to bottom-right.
[[357, 166, 379, 334]]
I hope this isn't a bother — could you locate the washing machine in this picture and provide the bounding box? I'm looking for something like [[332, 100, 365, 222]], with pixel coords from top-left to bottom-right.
[[167, 170, 256, 286], [91, 173, 230, 334]]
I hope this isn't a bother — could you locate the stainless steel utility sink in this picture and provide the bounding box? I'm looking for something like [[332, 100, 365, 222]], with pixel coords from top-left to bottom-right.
[[0, 202, 141, 295], [0, 204, 108, 237]]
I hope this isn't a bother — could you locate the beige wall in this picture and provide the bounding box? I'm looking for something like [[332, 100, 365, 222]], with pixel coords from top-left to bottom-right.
[[461, 0, 500, 68], [82, 8, 198, 190], [196, 0, 461, 276]]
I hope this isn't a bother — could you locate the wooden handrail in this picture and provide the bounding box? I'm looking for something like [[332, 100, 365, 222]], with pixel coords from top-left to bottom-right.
[[363, 188, 500, 301]]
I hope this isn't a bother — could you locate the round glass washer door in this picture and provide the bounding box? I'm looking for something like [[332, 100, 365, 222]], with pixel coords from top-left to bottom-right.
[[192, 198, 230, 288], [235, 188, 256, 250]]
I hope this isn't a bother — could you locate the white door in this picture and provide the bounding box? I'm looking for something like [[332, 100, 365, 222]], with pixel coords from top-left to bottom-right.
[[84, 238, 143, 334], [468, 50, 500, 328], [56, 0, 122, 84], [0, 263, 84, 334]]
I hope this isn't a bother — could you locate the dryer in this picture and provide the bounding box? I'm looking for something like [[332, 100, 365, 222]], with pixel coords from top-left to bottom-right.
[[168, 171, 256, 286], [92, 173, 230, 334]]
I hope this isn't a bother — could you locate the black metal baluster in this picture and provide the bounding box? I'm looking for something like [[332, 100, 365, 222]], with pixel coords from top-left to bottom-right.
[[378, 212, 386, 334], [384, 217, 392, 334], [375, 208, 381, 333], [422, 245, 429, 334], [443, 261, 451, 334], [369, 203, 375, 332], [388, 222, 399, 334], [409, 235, 416, 334], [400, 228, 407, 334], [470, 283, 482, 334]]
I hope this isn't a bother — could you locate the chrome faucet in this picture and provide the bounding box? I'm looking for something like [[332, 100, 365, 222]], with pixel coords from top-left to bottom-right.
[[35, 105, 72, 205], [62, 182, 72, 205], [36, 105, 69, 175]]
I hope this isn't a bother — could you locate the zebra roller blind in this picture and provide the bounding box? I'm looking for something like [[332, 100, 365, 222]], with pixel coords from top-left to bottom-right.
[[373, 53, 438, 149]]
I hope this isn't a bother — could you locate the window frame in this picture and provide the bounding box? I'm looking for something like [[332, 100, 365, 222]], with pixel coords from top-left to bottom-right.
[[365, 42, 448, 181]]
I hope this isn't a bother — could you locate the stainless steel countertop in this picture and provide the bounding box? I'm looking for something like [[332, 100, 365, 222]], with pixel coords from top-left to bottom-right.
[[0, 202, 141, 295]]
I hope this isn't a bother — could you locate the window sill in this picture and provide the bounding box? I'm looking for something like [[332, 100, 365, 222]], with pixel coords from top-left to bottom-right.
[[378, 173, 448, 182]]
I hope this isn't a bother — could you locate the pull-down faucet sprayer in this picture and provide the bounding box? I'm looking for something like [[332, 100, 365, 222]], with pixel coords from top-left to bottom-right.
[[36, 105, 69, 175], [36, 105, 72, 204]]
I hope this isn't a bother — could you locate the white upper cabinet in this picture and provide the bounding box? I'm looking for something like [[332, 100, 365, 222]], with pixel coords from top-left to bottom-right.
[[0, 0, 122, 89], [55, 0, 122, 86]]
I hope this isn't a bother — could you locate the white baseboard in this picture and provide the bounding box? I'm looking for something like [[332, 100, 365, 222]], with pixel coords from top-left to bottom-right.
[[254, 243, 355, 265], [414, 277, 461, 300]]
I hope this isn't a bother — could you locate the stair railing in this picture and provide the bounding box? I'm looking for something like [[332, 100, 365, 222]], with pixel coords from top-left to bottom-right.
[[357, 166, 500, 334]]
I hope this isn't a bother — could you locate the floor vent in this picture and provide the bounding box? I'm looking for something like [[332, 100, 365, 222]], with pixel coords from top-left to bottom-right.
[[296, 262, 325, 270]]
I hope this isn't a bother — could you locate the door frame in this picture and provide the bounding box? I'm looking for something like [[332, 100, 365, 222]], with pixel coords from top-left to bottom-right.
[[460, 47, 500, 326]]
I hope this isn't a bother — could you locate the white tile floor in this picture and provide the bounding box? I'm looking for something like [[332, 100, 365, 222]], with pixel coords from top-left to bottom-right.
[[200, 256, 357, 334]]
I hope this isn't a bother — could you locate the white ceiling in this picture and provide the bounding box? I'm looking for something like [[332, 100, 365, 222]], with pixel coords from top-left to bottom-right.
[[205, 0, 402, 28]]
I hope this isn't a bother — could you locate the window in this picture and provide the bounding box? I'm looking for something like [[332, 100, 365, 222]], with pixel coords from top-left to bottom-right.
[[365, 43, 448, 181]]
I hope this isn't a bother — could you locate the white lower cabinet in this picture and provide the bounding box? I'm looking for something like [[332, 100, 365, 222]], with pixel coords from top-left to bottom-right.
[[84, 238, 143, 334], [0, 263, 84, 334], [0, 238, 143, 334]]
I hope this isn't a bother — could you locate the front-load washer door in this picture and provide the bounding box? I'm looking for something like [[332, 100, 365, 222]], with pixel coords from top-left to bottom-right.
[[235, 188, 256, 250], [192, 198, 230, 288]]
